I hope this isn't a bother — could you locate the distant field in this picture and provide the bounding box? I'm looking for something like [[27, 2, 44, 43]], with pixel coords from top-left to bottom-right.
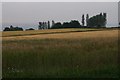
[[2, 29, 119, 78], [2, 28, 99, 37]]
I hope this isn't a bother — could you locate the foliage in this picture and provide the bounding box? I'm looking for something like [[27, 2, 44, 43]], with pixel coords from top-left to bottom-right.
[[48, 21, 50, 29], [51, 22, 62, 29], [51, 20, 81, 29], [38, 22, 48, 29], [25, 28, 35, 31], [88, 13, 107, 27], [86, 14, 89, 26], [82, 14, 85, 26], [69, 20, 81, 28], [3, 25, 23, 31], [62, 22, 70, 28], [38, 13, 107, 29]]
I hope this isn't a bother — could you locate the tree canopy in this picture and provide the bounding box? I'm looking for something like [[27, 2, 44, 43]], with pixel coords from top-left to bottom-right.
[[3, 25, 23, 31], [43, 13, 107, 29], [87, 13, 107, 27], [51, 20, 81, 29]]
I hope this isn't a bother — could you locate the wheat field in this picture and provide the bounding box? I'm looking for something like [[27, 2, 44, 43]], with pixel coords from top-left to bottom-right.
[[2, 28, 119, 78], [2, 29, 117, 40]]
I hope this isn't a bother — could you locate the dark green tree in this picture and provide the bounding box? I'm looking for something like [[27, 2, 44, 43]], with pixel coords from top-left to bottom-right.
[[70, 20, 81, 28], [10, 25, 13, 29], [62, 22, 70, 28], [52, 20, 55, 27], [3, 27, 10, 31], [82, 14, 85, 26], [87, 13, 107, 27], [103, 13, 107, 27], [86, 14, 89, 26], [48, 21, 50, 29], [38, 22, 42, 29], [51, 22, 62, 29], [4, 25, 23, 31]]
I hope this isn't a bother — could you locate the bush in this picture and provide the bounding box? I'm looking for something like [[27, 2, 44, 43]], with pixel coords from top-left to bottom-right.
[[3, 25, 23, 31], [51, 20, 81, 29], [26, 28, 35, 31]]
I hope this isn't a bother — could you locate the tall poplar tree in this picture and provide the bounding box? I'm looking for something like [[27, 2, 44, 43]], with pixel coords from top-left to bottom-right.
[[86, 14, 89, 26], [82, 14, 85, 26]]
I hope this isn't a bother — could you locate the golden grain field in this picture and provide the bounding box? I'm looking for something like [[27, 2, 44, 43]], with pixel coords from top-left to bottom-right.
[[2, 29, 119, 78], [2, 29, 118, 41]]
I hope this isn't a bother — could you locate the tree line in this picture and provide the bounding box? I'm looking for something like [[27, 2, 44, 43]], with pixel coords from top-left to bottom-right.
[[3, 13, 107, 31], [3, 25, 23, 31], [51, 20, 81, 29], [38, 13, 107, 29]]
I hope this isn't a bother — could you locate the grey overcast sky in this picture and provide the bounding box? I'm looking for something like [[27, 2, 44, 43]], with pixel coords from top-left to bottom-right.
[[2, 2, 118, 30]]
